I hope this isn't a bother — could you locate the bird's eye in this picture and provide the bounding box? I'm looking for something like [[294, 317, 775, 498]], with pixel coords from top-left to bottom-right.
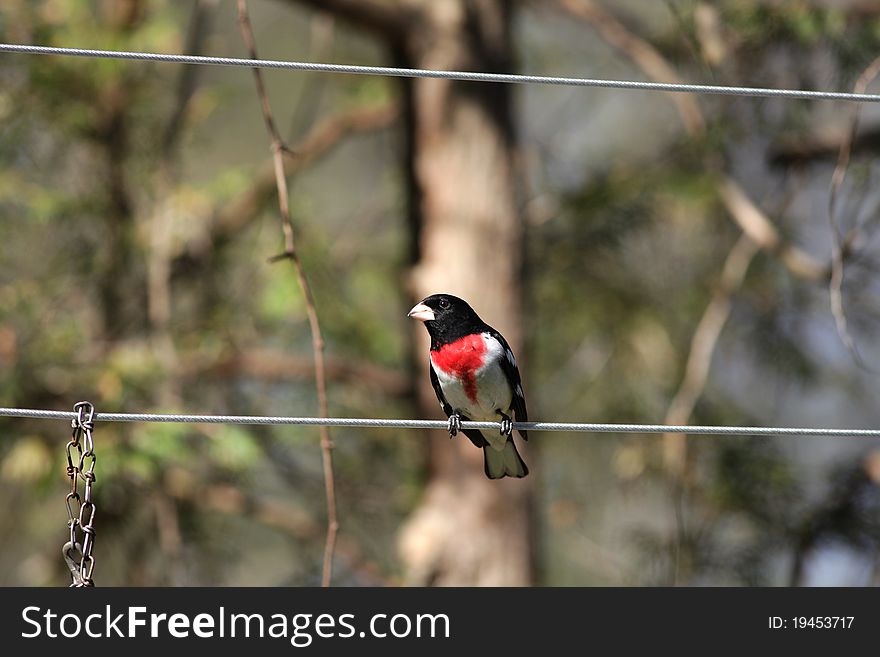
[[438, 298, 450, 309]]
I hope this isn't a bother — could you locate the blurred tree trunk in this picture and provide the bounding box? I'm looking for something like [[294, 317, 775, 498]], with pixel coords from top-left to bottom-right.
[[283, 0, 533, 585], [397, 1, 532, 587], [93, 0, 147, 341]]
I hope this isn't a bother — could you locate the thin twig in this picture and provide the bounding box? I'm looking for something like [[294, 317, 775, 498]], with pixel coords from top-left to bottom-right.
[[663, 234, 759, 474], [237, 0, 337, 587], [718, 177, 827, 282], [828, 55, 880, 371], [558, 0, 830, 285], [163, 467, 387, 585], [554, 0, 705, 136], [199, 103, 398, 248]]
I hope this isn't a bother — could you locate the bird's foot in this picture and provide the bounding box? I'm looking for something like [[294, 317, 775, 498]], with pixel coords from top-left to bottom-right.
[[447, 413, 462, 438], [499, 414, 513, 436]]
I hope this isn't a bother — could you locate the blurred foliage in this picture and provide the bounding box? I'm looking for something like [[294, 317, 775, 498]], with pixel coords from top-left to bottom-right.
[[2, 0, 880, 586]]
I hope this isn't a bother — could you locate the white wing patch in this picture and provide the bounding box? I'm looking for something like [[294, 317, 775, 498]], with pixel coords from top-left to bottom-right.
[[515, 384, 523, 398], [506, 348, 516, 367]]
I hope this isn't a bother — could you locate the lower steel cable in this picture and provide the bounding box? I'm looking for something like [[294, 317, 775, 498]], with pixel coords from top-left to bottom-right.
[[1, 407, 880, 438]]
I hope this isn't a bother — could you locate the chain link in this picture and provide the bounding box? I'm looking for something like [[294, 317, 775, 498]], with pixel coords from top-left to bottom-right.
[[62, 401, 97, 587]]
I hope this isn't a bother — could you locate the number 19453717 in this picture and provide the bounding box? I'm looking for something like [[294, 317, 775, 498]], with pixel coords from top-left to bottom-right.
[[769, 616, 854, 629]]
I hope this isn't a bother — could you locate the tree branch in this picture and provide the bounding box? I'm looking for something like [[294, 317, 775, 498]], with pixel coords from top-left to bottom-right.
[[557, 0, 831, 286], [718, 177, 827, 282], [554, 0, 705, 136], [274, 0, 416, 43], [827, 54, 880, 370], [163, 467, 388, 585], [769, 125, 880, 167], [180, 348, 410, 398], [218, 103, 398, 235], [663, 235, 758, 475], [237, 0, 338, 587], [162, 0, 217, 156]]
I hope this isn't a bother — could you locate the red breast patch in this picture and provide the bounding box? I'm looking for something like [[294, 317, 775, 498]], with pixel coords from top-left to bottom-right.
[[431, 334, 487, 402]]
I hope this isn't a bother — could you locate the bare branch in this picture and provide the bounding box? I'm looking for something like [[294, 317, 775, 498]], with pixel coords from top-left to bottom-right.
[[557, 0, 880, 582], [769, 125, 880, 167], [237, 0, 338, 587], [164, 467, 388, 585], [829, 57, 880, 237], [828, 54, 880, 369], [162, 0, 217, 156], [181, 348, 411, 398], [718, 177, 827, 282], [663, 235, 759, 475], [202, 103, 399, 247], [692, 2, 726, 69], [554, 0, 705, 136], [558, 0, 831, 286], [274, 0, 416, 43]]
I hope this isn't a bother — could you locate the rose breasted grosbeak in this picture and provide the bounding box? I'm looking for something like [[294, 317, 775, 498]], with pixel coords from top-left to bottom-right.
[[408, 293, 529, 479]]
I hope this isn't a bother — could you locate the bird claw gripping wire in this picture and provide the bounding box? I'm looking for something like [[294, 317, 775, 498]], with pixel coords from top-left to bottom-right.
[[500, 415, 513, 436], [447, 413, 462, 438]]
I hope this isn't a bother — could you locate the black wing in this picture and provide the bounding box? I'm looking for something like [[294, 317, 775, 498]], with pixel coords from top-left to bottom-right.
[[429, 362, 453, 417], [487, 328, 529, 441], [429, 360, 487, 448]]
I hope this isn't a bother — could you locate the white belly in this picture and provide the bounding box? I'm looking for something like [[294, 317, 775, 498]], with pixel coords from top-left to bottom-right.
[[434, 360, 513, 422]]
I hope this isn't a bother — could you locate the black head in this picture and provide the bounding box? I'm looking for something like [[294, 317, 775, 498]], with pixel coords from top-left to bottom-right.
[[408, 293, 488, 347]]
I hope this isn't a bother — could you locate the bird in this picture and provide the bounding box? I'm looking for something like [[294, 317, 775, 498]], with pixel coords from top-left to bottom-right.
[[408, 293, 529, 479]]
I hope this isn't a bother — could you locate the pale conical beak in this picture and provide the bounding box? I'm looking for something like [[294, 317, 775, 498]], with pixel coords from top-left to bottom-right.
[[407, 302, 435, 322]]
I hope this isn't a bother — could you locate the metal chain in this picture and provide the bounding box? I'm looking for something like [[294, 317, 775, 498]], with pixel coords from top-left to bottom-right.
[[62, 401, 97, 587]]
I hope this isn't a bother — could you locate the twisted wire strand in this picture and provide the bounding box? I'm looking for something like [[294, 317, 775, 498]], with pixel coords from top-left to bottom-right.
[[2, 43, 880, 103], [1, 407, 879, 438]]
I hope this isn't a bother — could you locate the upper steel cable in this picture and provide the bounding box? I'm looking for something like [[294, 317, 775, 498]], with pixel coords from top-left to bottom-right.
[[1, 43, 880, 103]]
